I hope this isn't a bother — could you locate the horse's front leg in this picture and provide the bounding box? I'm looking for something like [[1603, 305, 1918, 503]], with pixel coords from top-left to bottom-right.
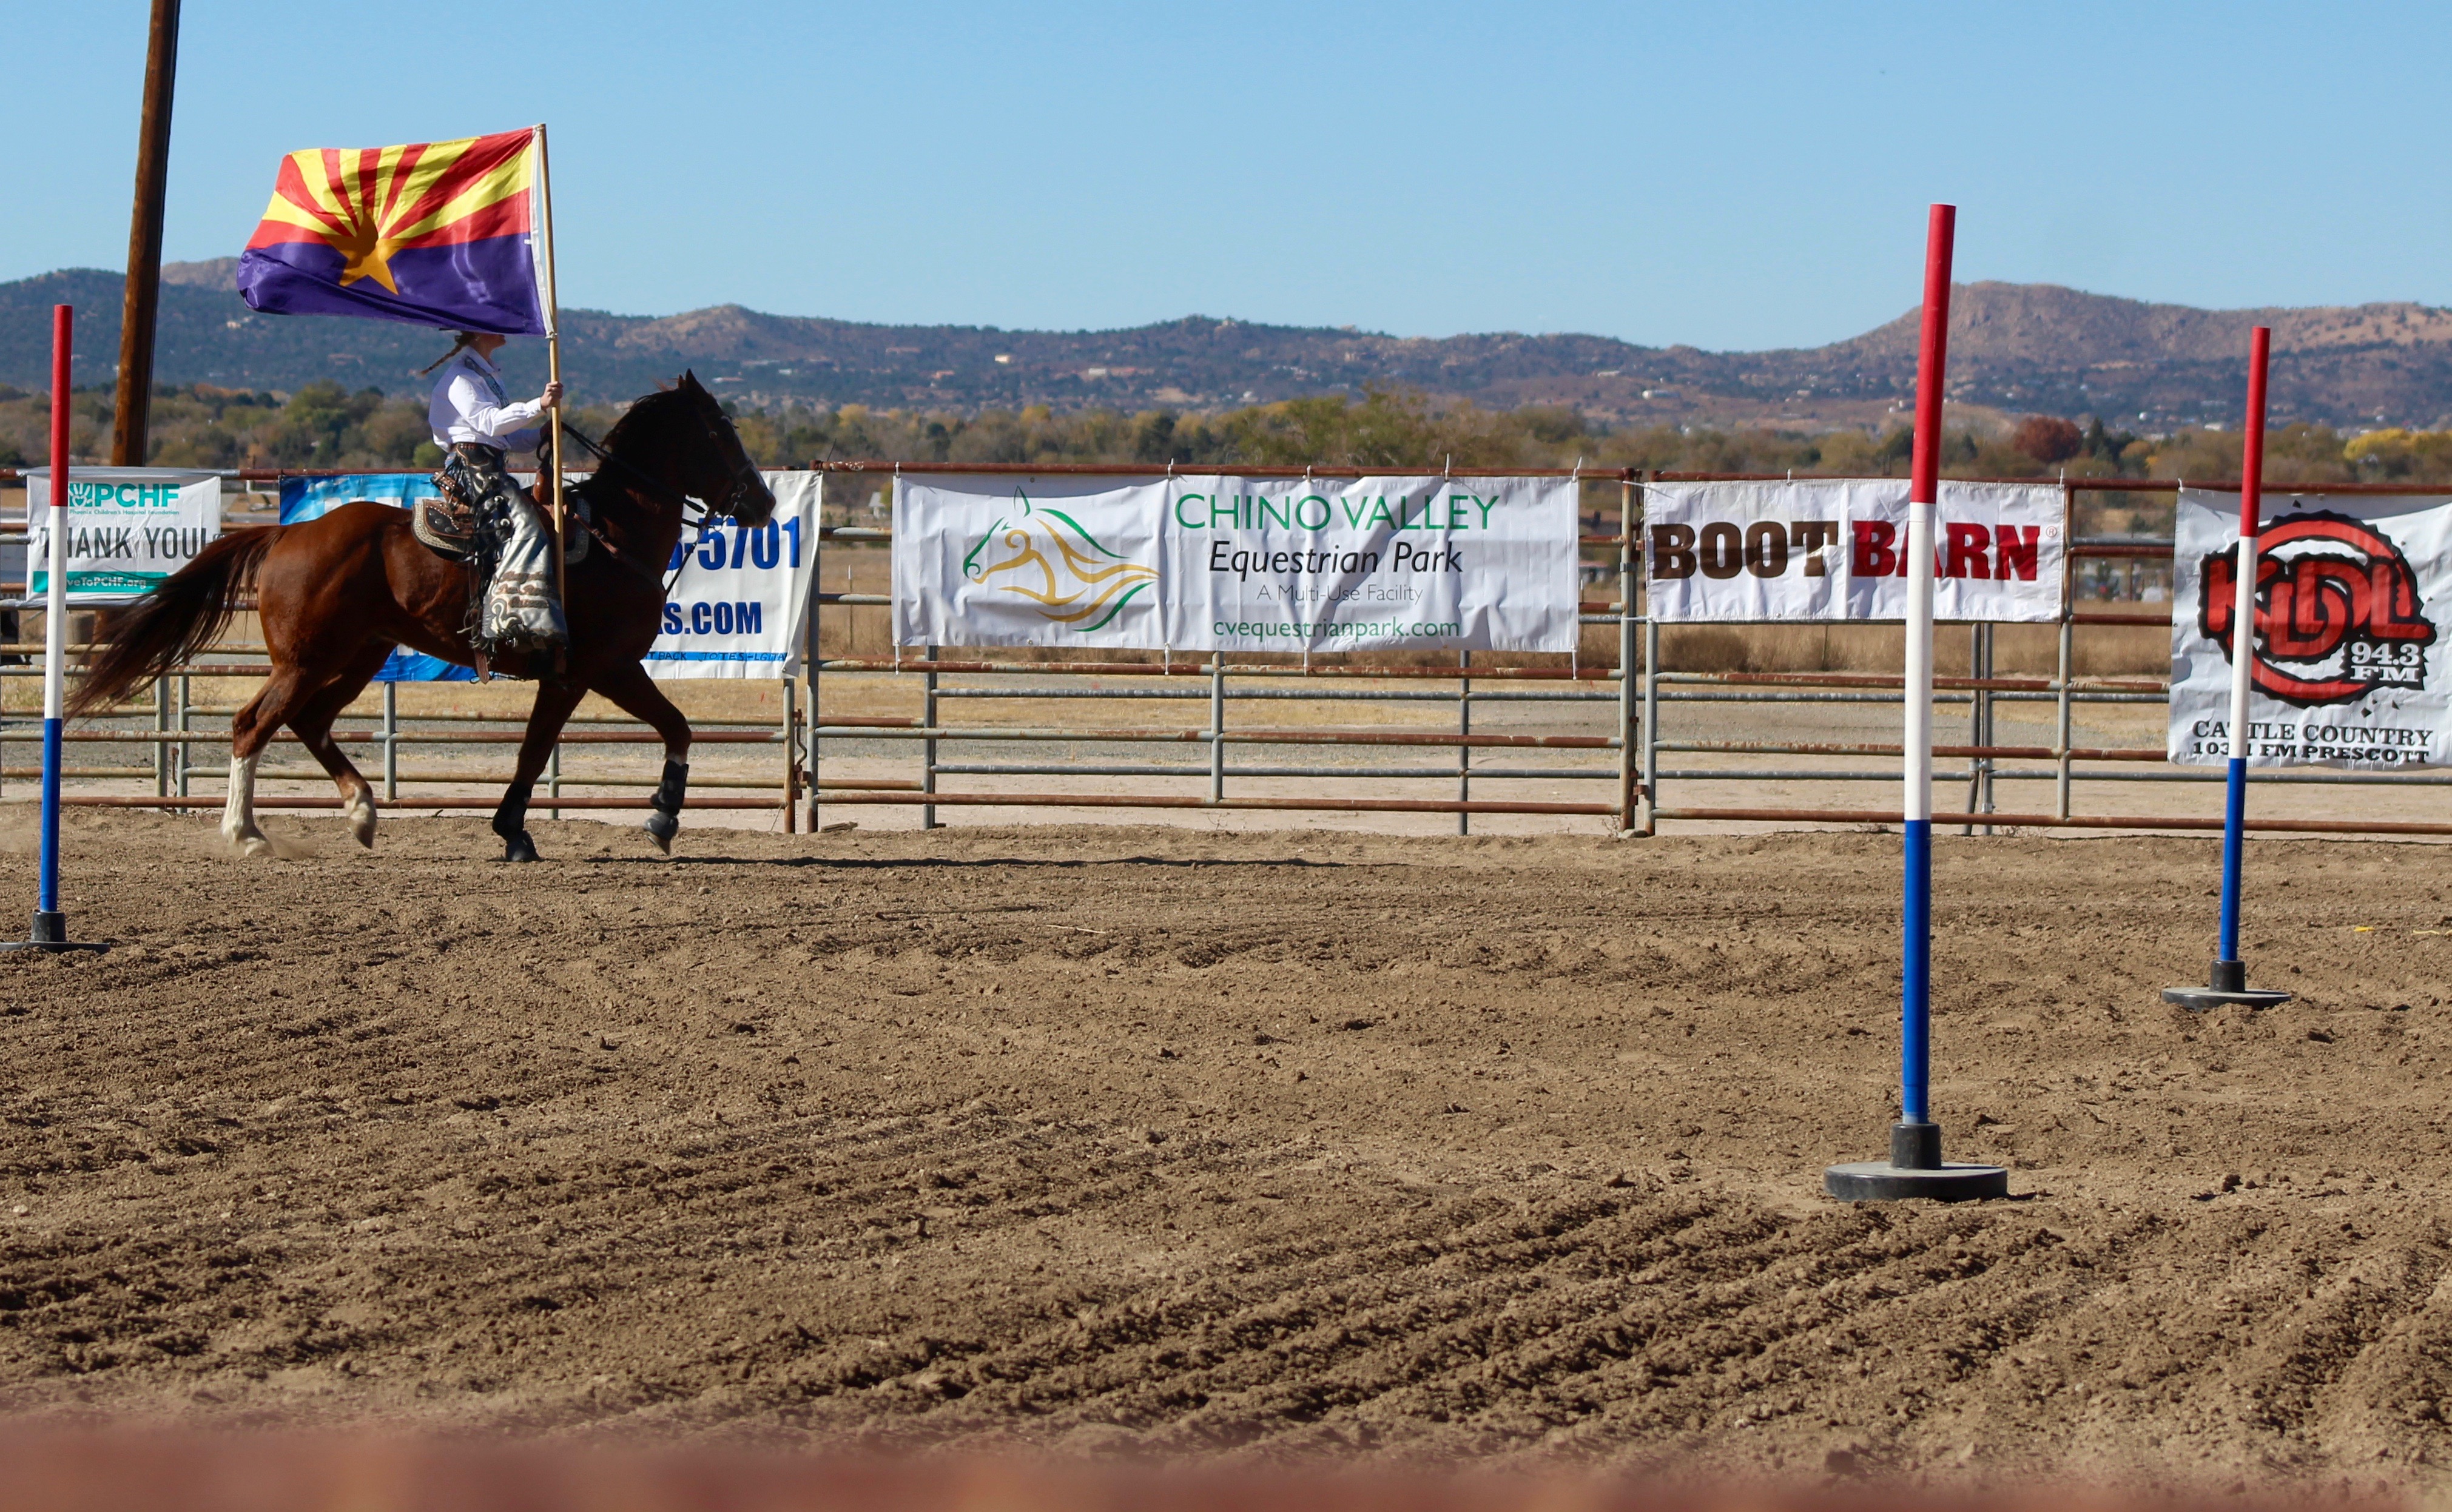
[[493, 679, 587, 862], [589, 660, 692, 854]]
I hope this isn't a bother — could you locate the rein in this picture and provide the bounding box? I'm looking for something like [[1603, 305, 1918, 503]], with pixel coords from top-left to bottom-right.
[[559, 403, 764, 593]]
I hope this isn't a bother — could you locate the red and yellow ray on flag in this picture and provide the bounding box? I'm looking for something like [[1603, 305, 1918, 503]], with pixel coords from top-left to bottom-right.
[[247, 129, 534, 291], [237, 127, 546, 335]]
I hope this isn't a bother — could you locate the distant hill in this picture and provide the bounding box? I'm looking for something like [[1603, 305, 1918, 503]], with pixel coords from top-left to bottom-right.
[[8, 264, 2452, 431]]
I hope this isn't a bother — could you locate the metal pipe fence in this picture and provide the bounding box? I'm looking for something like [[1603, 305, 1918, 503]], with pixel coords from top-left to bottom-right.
[[4, 468, 2445, 839], [798, 469, 2452, 839], [0, 654, 803, 824]]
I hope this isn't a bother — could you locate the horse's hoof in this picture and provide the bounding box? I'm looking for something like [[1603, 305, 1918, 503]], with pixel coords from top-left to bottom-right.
[[502, 831, 539, 864], [224, 823, 272, 862], [644, 810, 678, 855], [346, 797, 377, 850]]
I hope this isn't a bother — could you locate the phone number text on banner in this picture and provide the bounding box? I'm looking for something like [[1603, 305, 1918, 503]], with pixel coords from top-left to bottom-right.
[[1643, 479, 2064, 622], [893, 473, 1578, 653], [2169, 486, 2452, 770], [644, 472, 818, 678]]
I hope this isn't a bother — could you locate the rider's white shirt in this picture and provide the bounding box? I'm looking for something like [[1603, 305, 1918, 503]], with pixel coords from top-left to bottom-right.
[[428, 349, 542, 452]]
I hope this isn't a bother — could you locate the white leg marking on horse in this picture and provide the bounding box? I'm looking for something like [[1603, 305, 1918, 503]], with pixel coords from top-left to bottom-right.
[[221, 752, 272, 858], [345, 787, 377, 849]]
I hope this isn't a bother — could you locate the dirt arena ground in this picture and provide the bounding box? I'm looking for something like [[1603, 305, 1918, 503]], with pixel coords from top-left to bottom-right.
[[0, 811, 2445, 1496]]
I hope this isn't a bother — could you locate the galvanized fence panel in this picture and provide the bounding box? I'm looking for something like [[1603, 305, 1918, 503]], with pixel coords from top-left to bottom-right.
[[0, 466, 2442, 839]]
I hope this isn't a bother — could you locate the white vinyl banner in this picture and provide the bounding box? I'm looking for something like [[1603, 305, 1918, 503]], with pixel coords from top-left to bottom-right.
[[1644, 479, 2063, 622], [22, 467, 221, 602], [2168, 487, 2452, 768], [894, 473, 1578, 653], [644, 471, 819, 679]]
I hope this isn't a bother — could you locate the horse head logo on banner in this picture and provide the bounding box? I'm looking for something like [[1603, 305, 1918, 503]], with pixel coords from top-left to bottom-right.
[[961, 490, 1158, 634], [2198, 509, 2439, 706]]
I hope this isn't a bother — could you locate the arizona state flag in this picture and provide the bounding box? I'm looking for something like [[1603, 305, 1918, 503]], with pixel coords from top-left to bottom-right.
[[236, 127, 547, 335]]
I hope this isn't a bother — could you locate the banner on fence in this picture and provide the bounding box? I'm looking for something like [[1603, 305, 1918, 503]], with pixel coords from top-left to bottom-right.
[[644, 472, 819, 678], [1642, 479, 2064, 623], [281, 471, 818, 680], [893, 473, 1578, 652], [22, 467, 221, 602], [2169, 486, 2452, 769]]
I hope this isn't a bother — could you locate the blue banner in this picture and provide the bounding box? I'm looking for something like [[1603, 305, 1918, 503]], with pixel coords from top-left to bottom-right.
[[278, 474, 476, 682]]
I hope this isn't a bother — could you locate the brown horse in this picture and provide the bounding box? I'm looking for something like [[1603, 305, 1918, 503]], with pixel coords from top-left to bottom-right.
[[72, 372, 776, 862]]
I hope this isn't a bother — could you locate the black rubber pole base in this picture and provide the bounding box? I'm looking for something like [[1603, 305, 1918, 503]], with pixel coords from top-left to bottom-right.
[[0, 910, 107, 954], [2161, 957, 2288, 1012], [1824, 1120, 2007, 1203]]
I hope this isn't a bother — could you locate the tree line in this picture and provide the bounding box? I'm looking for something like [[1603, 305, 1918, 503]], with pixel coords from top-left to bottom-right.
[[6, 378, 2450, 487]]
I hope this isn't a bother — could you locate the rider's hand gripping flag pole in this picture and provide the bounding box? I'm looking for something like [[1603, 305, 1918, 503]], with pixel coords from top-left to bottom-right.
[[2164, 327, 2291, 1012], [1824, 207, 1999, 1202], [5, 306, 109, 955]]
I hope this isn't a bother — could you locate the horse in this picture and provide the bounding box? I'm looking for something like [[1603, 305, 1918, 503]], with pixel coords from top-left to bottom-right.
[[70, 372, 776, 863]]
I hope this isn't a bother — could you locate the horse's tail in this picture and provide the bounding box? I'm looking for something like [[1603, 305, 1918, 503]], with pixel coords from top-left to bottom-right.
[[67, 526, 285, 719]]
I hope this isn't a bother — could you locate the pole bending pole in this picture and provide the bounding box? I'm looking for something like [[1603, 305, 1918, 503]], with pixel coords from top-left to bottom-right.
[[1825, 206, 1999, 1202], [2163, 328, 2289, 1010], [1898, 206, 1948, 1132], [2220, 328, 2267, 965], [6, 309, 105, 954], [40, 308, 69, 930]]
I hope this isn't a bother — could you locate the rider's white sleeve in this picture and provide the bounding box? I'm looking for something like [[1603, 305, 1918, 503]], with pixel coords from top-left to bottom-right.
[[437, 370, 545, 447]]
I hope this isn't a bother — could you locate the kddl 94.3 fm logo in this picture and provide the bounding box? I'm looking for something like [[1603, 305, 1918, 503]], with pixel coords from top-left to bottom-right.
[[2197, 511, 2439, 706]]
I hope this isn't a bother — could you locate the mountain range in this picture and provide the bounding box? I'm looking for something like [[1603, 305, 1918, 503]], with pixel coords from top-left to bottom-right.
[[7, 260, 2452, 432]]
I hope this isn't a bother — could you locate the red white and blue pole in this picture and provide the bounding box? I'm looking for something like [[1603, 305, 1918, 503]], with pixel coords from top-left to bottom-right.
[[38, 307, 69, 935], [1824, 206, 2004, 1201], [2218, 328, 2269, 964], [1898, 205, 1950, 1132], [2163, 329, 2286, 1009], [7, 307, 104, 954]]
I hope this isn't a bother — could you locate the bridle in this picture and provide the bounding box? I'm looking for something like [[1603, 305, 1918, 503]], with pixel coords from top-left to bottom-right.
[[557, 394, 767, 591]]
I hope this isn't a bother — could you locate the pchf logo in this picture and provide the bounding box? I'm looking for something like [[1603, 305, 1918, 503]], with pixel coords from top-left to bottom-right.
[[2198, 510, 2437, 706]]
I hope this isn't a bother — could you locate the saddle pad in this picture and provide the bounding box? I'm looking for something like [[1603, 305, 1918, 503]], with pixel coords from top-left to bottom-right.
[[411, 497, 476, 560]]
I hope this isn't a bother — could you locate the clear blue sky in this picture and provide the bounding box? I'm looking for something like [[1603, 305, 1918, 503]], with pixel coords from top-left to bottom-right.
[[8, 1, 2444, 352]]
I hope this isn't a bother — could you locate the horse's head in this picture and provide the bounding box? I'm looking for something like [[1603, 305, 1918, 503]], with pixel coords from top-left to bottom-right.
[[669, 371, 776, 527]]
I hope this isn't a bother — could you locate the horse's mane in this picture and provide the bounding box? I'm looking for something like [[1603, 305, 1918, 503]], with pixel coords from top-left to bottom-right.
[[573, 386, 701, 520], [594, 385, 695, 458]]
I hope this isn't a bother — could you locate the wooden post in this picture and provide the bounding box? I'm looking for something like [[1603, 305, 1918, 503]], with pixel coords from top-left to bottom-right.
[[110, 0, 180, 467]]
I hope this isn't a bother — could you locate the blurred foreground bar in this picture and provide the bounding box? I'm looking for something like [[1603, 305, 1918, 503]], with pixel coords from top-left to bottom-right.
[[0, 1426, 2367, 1512]]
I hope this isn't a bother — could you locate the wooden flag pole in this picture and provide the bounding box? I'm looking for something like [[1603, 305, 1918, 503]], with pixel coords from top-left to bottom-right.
[[534, 123, 565, 613]]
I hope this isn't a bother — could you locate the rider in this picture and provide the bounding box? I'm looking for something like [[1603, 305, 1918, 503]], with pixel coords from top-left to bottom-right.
[[425, 331, 567, 656]]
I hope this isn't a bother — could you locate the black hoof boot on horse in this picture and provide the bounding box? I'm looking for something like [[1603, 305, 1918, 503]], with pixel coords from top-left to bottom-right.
[[645, 758, 688, 855], [493, 780, 539, 863]]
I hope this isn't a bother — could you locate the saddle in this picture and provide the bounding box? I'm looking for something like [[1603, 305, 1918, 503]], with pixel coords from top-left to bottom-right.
[[416, 468, 591, 566]]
